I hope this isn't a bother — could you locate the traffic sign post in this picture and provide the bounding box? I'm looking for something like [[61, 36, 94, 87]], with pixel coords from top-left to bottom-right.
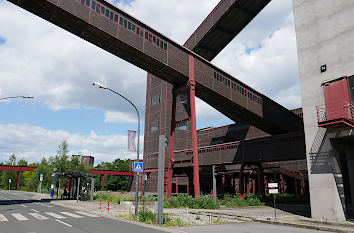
[[39, 174, 43, 193], [133, 161, 143, 215], [268, 183, 278, 220]]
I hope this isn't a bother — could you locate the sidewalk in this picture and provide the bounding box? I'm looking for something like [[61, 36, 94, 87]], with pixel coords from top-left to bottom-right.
[[49, 198, 354, 233]]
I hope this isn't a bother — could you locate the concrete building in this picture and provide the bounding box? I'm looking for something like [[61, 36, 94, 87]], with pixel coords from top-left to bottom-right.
[[81, 156, 94, 167], [293, 0, 354, 221]]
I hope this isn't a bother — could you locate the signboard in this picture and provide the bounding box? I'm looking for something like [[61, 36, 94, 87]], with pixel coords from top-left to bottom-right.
[[128, 130, 136, 152], [40, 174, 43, 181], [133, 161, 143, 172], [268, 183, 278, 188], [269, 189, 279, 194]]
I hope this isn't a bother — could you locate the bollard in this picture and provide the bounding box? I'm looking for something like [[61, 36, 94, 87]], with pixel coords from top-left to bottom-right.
[[107, 200, 110, 214], [99, 200, 102, 212]]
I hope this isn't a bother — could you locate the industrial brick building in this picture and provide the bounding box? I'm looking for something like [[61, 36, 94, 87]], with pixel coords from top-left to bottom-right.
[[7, 0, 353, 222]]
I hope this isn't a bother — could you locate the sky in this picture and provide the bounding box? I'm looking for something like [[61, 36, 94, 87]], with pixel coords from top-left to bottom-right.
[[0, 0, 301, 165]]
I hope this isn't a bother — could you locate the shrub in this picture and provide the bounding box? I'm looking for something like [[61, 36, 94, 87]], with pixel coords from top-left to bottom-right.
[[93, 192, 120, 204], [219, 194, 264, 207], [164, 194, 219, 209]]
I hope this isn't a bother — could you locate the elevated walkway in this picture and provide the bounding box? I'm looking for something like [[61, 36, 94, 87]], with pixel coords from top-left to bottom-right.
[[8, 0, 303, 135]]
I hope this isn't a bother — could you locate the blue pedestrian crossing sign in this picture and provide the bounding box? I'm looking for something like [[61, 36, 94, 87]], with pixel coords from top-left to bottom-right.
[[133, 162, 143, 172]]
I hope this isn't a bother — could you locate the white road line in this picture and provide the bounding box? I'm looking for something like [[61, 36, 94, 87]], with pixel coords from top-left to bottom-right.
[[44, 212, 66, 219], [28, 213, 48, 220], [60, 212, 83, 218], [11, 213, 29, 221], [31, 209, 39, 213], [55, 219, 72, 227], [0, 214, 8, 222], [74, 211, 99, 217], [21, 204, 27, 207]]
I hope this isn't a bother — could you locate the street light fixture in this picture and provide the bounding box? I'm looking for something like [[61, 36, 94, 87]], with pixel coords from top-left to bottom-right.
[[0, 96, 34, 101], [92, 81, 141, 215]]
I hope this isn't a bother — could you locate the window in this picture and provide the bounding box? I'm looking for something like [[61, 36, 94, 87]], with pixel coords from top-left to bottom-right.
[[96, 4, 100, 13], [86, 0, 90, 7], [136, 27, 140, 35], [227, 80, 230, 86], [91, 1, 96, 10], [156, 38, 159, 46], [214, 72, 216, 79], [119, 17, 123, 25], [176, 123, 187, 130], [350, 77, 354, 103], [124, 19, 127, 28], [145, 32, 148, 40], [114, 14, 118, 23], [140, 30, 144, 37], [149, 34, 152, 42], [105, 9, 109, 17], [81, 0, 85, 4], [151, 95, 160, 105], [101, 6, 105, 14], [109, 11, 113, 20], [151, 121, 159, 132], [153, 36, 156, 43], [128, 21, 131, 30], [132, 24, 135, 31], [164, 42, 167, 50], [160, 41, 163, 49]]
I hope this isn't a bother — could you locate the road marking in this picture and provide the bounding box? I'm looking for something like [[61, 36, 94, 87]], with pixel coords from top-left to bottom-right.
[[60, 212, 83, 218], [45, 212, 66, 219], [56, 219, 72, 227], [11, 213, 29, 221], [75, 211, 99, 217], [31, 209, 39, 213], [28, 213, 48, 220], [0, 214, 8, 222], [21, 204, 27, 207]]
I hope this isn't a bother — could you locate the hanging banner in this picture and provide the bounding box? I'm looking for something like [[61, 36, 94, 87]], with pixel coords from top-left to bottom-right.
[[128, 130, 136, 152]]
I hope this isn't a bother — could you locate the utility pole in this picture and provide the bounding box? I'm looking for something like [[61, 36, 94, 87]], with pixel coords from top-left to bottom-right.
[[212, 165, 217, 206], [157, 135, 168, 225]]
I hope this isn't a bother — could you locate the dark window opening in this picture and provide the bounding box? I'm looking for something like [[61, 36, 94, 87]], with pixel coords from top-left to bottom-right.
[[101, 6, 105, 14], [119, 17, 123, 25], [349, 76, 354, 103], [160, 41, 163, 49], [140, 30, 144, 37], [128, 21, 131, 30], [164, 42, 167, 50], [156, 38, 160, 46], [149, 34, 152, 42], [86, 0, 90, 7], [136, 27, 140, 35], [96, 4, 100, 13], [227, 80, 230, 86], [81, 0, 85, 4], [153, 36, 156, 43], [114, 14, 118, 23], [132, 24, 135, 32], [91, 1, 96, 10], [145, 32, 148, 40], [110, 11, 113, 20], [214, 72, 216, 79], [124, 19, 127, 28], [105, 9, 109, 17]]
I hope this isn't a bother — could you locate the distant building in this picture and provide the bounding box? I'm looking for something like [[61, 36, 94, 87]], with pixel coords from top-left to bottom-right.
[[81, 156, 94, 166]]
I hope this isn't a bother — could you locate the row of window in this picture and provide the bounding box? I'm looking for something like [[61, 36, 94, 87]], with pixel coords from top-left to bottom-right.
[[79, 0, 167, 51], [185, 143, 238, 155], [214, 72, 262, 105]]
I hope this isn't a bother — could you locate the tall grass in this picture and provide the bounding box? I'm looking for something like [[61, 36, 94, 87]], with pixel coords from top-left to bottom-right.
[[164, 194, 219, 209]]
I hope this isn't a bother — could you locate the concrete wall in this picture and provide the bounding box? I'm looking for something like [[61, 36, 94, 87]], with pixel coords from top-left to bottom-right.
[[292, 0, 354, 221]]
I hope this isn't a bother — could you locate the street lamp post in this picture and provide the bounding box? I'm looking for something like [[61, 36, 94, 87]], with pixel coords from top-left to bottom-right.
[[93, 82, 140, 215], [0, 96, 34, 101]]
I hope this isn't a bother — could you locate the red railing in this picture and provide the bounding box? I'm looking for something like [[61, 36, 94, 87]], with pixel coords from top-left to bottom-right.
[[316, 102, 354, 123]]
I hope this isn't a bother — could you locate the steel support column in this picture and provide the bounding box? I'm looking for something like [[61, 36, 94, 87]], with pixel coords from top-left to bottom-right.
[[167, 89, 177, 199], [102, 174, 106, 191], [280, 174, 284, 193], [188, 55, 200, 197], [16, 171, 21, 191], [239, 163, 245, 198]]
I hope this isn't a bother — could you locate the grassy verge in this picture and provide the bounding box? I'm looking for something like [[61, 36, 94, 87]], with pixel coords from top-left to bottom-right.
[[129, 209, 189, 227]]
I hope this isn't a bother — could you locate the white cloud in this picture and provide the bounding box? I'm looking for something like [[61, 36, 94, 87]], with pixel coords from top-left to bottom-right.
[[0, 123, 140, 164], [104, 111, 137, 123]]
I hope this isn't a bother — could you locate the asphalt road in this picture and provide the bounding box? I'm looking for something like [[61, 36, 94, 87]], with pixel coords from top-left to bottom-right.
[[0, 190, 165, 233]]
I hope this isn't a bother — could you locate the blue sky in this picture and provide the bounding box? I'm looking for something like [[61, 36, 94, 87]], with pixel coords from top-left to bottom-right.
[[0, 0, 300, 165]]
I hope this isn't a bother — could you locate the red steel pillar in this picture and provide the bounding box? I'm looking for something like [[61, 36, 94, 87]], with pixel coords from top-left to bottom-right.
[[16, 170, 21, 191], [141, 173, 145, 196], [239, 163, 245, 198], [264, 175, 268, 194], [252, 179, 256, 194], [102, 174, 106, 191], [188, 55, 200, 197], [176, 177, 179, 194], [167, 90, 177, 199], [246, 175, 250, 195], [280, 174, 284, 194], [222, 175, 226, 195], [295, 178, 298, 195]]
